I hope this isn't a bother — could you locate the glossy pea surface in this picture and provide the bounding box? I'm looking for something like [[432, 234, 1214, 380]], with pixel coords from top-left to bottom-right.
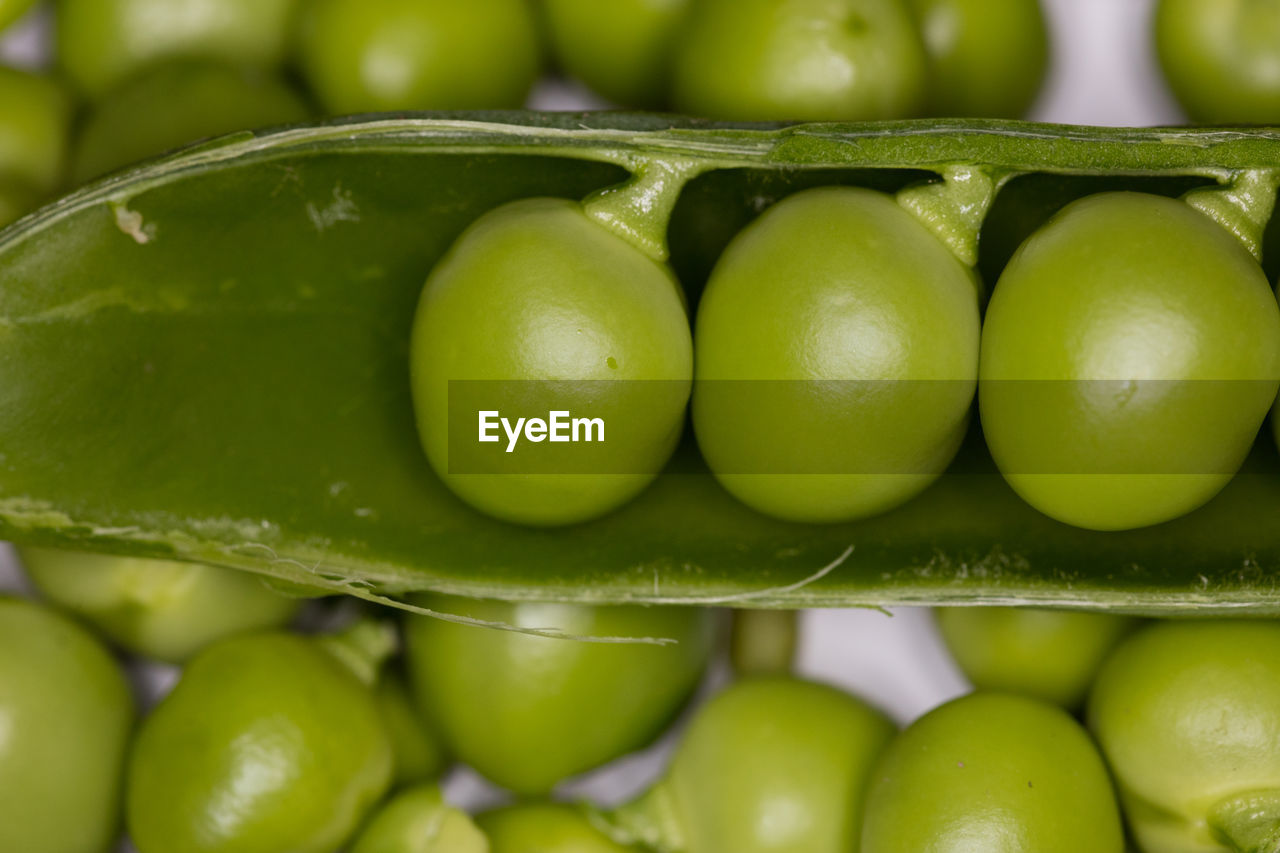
[[481, 803, 633, 853], [0, 598, 133, 853], [410, 197, 693, 527], [57, 0, 300, 98], [908, 0, 1049, 117], [653, 676, 895, 853], [693, 186, 979, 523], [1089, 621, 1280, 853], [127, 631, 393, 853], [543, 0, 687, 108], [298, 0, 541, 114], [0, 66, 73, 194], [351, 785, 487, 853], [672, 0, 927, 120], [20, 547, 299, 662], [862, 692, 1125, 852], [1156, 0, 1280, 123], [980, 192, 1280, 531], [70, 61, 309, 184], [935, 607, 1138, 708], [404, 597, 713, 795]]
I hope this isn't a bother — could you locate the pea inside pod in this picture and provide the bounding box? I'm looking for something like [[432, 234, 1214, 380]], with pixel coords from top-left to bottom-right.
[[980, 191, 1280, 531], [693, 185, 980, 524], [410, 196, 693, 527]]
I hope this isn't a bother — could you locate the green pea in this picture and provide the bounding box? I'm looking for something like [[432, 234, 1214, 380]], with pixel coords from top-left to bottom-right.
[[70, 60, 310, 184], [480, 803, 633, 853], [1089, 621, 1280, 853], [862, 692, 1125, 852], [127, 629, 393, 853], [1156, 0, 1280, 124], [620, 676, 894, 852], [351, 785, 487, 853], [297, 0, 541, 114], [0, 66, 73, 195], [908, 0, 1049, 117], [56, 0, 301, 98], [543, 0, 687, 108], [19, 548, 299, 663], [403, 597, 714, 795], [979, 192, 1280, 531], [375, 669, 448, 787], [935, 607, 1139, 709], [0, 598, 133, 853], [671, 0, 928, 120], [693, 186, 979, 523], [409, 197, 693, 527], [0, 0, 38, 33]]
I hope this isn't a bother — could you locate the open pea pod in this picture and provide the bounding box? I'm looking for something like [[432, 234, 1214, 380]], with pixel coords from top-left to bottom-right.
[[4, 113, 1280, 613]]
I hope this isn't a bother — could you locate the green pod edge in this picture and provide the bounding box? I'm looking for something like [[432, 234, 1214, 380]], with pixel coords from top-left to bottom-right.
[[4, 113, 1280, 616]]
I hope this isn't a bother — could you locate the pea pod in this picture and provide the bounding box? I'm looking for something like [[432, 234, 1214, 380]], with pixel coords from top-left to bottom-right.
[[9, 116, 1280, 611]]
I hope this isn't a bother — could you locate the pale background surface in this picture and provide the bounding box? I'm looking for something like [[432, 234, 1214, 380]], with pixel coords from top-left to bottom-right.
[[0, 0, 1184, 837]]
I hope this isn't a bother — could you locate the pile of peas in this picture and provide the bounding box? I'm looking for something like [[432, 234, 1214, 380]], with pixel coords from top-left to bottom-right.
[[5, 0, 1280, 851]]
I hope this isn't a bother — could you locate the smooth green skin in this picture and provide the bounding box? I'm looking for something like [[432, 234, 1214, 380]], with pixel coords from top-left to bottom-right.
[[1156, 0, 1280, 124], [56, 0, 300, 98], [0, 598, 133, 853], [481, 803, 633, 853], [0, 67, 73, 194], [70, 60, 309, 184], [298, 0, 541, 114], [352, 785, 488, 853], [729, 609, 799, 677], [862, 692, 1125, 852], [935, 607, 1138, 709], [693, 186, 979, 523], [652, 676, 895, 853], [908, 0, 1049, 117], [404, 596, 714, 795], [1089, 621, 1280, 853], [376, 670, 448, 787], [980, 192, 1280, 531], [0, 0, 38, 32], [19, 547, 299, 662], [672, 0, 927, 120], [410, 197, 693, 527], [543, 0, 687, 108], [127, 631, 393, 853]]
